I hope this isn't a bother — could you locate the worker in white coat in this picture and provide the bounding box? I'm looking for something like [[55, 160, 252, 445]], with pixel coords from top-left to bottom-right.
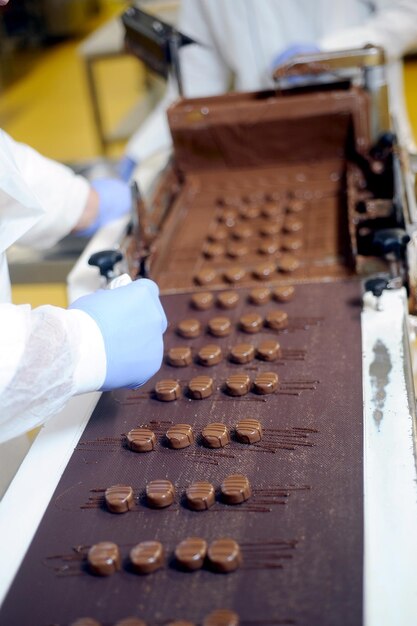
[[119, 0, 417, 181], [0, 129, 167, 444]]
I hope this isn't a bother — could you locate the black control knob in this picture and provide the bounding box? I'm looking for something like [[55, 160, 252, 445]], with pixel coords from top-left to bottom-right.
[[88, 249, 123, 279], [369, 132, 396, 161], [373, 228, 410, 260], [364, 276, 389, 298]]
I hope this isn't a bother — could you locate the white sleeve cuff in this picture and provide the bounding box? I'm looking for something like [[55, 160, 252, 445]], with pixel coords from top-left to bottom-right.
[[65, 309, 107, 394]]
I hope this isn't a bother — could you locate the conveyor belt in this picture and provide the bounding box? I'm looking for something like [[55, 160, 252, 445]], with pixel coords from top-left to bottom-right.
[[0, 280, 363, 626]]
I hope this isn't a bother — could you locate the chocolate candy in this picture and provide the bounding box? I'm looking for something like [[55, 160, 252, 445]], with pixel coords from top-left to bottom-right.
[[272, 284, 295, 302], [252, 261, 276, 281], [203, 609, 240, 626], [188, 375, 214, 399], [186, 481, 216, 511], [194, 268, 217, 286], [278, 253, 300, 273], [191, 291, 214, 310], [261, 203, 283, 219], [198, 344, 223, 366], [207, 226, 228, 242], [166, 424, 194, 449], [239, 313, 263, 334], [229, 343, 255, 364], [231, 224, 253, 240], [203, 242, 225, 259], [283, 216, 303, 233], [225, 373, 251, 396], [208, 316, 232, 337], [265, 310, 289, 330], [155, 379, 181, 402], [167, 346, 192, 367], [220, 474, 252, 504], [146, 479, 175, 508], [177, 318, 201, 338], [216, 291, 239, 309], [126, 427, 156, 452], [201, 423, 230, 448], [207, 538, 242, 573], [175, 536, 208, 571], [287, 198, 304, 213], [259, 221, 282, 237], [248, 287, 271, 305], [104, 485, 134, 513], [281, 235, 303, 251], [87, 541, 121, 576], [217, 207, 237, 226], [253, 371, 279, 394], [114, 619, 147, 626], [235, 418, 262, 444], [256, 339, 281, 361], [129, 540, 164, 574], [226, 241, 248, 259], [239, 204, 260, 219], [258, 238, 280, 255], [70, 620, 102, 626], [223, 266, 246, 283]]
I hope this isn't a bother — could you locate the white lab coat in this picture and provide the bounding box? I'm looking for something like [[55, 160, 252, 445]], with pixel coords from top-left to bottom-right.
[[125, 0, 417, 163], [0, 130, 106, 443]]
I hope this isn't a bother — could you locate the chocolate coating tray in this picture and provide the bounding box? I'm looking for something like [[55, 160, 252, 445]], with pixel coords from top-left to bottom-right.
[[151, 162, 356, 292], [0, 279, 363, 626], [149, 86, 371, 292]]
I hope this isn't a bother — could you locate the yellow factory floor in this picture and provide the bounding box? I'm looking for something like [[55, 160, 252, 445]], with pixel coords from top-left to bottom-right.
[[0, 3, 417, 307], [0, 0, 141, 163]]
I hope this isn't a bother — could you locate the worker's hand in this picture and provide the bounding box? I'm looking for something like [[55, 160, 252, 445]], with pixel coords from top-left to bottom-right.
[[70, 278, 167, 390], [75, 178, 132, 237], [272, 43, 321, 70], [118, 155, 137, 183]]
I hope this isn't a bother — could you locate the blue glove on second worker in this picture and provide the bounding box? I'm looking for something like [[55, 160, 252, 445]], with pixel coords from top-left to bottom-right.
[[272, 43, 320, 84], [118, 155, 137, 183], [70, 278, 167, 390], [272, 43, 321, 69], [76, 178, 132, 237]]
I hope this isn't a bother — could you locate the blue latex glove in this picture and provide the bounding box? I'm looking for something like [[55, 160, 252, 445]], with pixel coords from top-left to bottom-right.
[[118, 155, 137, 182], [272, 43, 321, 69], [70, 278, 167, 390], [76, 178, 132, 237], [272, 43, 321, 85]]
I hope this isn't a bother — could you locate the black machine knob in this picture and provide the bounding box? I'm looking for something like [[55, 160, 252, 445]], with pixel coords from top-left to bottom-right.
[[369, 132, 396, 161], [373, 228, 410, 260], [88, 249, 123, 279], [364, 276, 389, 298]]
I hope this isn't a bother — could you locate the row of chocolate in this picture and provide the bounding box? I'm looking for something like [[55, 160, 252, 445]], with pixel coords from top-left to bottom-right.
[[194, 257, 299, 286], [176, 309, 288, 339], [87, 536, 242, 576], [153, 371, 278, 401], [167, 339, 281, 367], [190, 285, 295, 310], [126, 418, 262, 452], [105, 473, 251, 513]]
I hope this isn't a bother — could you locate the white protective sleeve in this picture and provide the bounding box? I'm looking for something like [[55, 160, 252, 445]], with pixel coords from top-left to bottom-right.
[[319, 0, 417, 60], [0, 303, 106, 443], [2, 132, 91, 249], [125, 0, 417, 163]]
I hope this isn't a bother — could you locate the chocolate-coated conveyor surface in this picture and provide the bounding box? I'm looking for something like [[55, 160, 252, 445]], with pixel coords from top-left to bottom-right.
[[0, 280, 363, 626]]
